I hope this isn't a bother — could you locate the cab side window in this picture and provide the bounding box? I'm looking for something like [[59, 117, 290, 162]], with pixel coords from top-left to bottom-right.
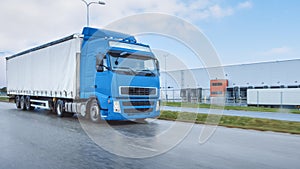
[[96, 56, 108, 72], [102, 57, 108, 71]]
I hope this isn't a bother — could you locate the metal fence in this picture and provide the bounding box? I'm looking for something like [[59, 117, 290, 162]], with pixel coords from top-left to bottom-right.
[[160, 88, 248, 106], [160, 88, 211, 103]]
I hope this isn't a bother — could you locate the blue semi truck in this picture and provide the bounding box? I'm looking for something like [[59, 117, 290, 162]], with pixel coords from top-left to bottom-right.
[[6, 27, 160, 122]]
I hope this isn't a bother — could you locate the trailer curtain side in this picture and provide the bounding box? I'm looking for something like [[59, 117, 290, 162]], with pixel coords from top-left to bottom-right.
[[6, 36, 82, 99]]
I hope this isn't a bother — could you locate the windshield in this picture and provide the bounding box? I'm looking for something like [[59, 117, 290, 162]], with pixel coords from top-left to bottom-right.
[[109, 52, 158, 75]]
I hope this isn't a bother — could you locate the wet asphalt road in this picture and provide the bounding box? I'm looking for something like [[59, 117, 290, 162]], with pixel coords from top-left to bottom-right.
[[1, 102, 300, 169]]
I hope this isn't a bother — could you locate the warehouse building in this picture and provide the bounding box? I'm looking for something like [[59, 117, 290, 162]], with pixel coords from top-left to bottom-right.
[[162, 59, 300, 104]]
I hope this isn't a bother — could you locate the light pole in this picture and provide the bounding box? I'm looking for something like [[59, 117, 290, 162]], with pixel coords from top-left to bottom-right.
[[164, 54, 168, 101], [81, 0, 105, 26]]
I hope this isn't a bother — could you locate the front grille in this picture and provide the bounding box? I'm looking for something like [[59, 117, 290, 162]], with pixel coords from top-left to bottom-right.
[[124, 108, 153, 116], [122, 101, 154, 107], [120, 87, 156, 96]]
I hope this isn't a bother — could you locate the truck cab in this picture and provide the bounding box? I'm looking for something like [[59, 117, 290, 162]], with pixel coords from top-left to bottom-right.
[[80, 27, 160, 121]]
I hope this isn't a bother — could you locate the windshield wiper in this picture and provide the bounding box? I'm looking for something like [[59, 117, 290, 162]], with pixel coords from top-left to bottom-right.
[[99, 64, 111, 70], [138, 69, 156, 76], [114, 66, 136, 75]]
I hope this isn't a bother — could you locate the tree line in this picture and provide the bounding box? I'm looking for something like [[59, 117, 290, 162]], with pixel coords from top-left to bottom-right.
[[0, 87, 7, 93]]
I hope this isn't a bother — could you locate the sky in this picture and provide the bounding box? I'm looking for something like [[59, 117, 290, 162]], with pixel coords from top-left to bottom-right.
[[0, 0, 300, 87]]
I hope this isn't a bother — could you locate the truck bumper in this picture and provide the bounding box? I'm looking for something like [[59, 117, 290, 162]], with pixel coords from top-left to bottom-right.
[[103, 98, 160, 120]]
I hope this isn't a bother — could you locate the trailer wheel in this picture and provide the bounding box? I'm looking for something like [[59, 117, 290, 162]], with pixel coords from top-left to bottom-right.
[[55, 100, 65, 117], [25, 96, 34, 110], [88, 99, 101, 123], [15, 95, 21, 109], [20, 96, 27, 110]]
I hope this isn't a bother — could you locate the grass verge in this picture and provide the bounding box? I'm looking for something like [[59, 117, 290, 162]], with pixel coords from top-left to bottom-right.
[[158, 110, 300, 134], [163, 102, 300, 114], [0, 97, 9, 102]]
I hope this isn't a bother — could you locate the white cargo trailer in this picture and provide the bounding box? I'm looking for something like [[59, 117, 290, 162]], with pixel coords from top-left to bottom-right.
[[247, 88, 300, 107], [6, 35, 81, 109]]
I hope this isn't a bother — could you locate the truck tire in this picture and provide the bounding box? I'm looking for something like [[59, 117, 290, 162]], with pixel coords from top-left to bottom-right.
[[15, 95, 21, 109], [88, 99, 101, 123], [79, 103, 88, 119], [20, 96, 27, 110], [55, 99, 65, 117], [25, 96, 34, 110]]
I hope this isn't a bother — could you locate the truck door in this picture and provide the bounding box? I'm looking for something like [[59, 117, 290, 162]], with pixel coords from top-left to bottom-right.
[[95, 55, 111, 96]]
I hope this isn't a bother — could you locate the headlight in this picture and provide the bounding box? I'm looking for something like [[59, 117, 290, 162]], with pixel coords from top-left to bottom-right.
[[113, 101, 121, 113], [156, 100, 160, 111]]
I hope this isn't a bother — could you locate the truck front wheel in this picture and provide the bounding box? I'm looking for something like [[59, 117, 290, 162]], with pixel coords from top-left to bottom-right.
[[88, 99, 101, 123]]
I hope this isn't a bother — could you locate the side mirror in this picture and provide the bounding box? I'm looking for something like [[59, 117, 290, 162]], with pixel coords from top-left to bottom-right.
[[96, 64, 104, 72], [155, 59, 160, 75], [155, 59, 160, 70]]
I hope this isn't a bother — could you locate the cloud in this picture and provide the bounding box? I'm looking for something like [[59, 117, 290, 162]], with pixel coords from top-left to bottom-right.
[[92, 0, 248, 23], [0, 0, 253, 53], [209, 5, 234, 18], [237, 1, 253, 9], [0, 0, 253, 86], [0, 0, 85, 52], [259, 46, 292, 56]]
